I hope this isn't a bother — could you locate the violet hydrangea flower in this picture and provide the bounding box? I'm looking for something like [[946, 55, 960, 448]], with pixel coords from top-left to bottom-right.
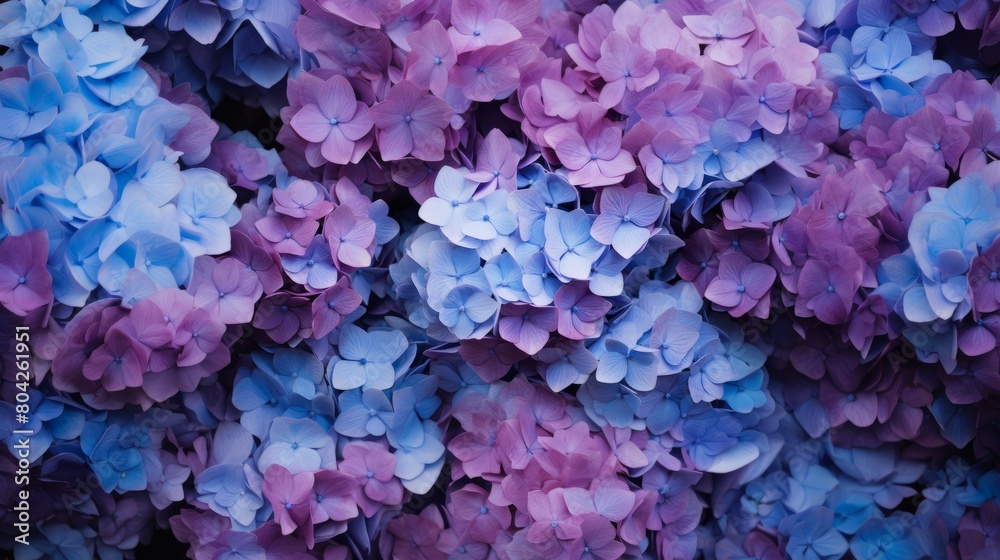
[[290, 75, 374, 166], [0, 230, 52, 316], [369, 80, 453, 162], [705, 253, 776, 319]]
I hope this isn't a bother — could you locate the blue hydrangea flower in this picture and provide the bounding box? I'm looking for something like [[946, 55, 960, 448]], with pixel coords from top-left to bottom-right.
[[696, 122, 775, 182], [852, 30, 929, 86], [81, 422, 150, 493], [849, 515, 924, 560], [520, 251, 561, 306], [328, 324, 409, 391], [418, 166, 479, 243], [176, 168, 240, 257], [543, 208, 605, 281], [232, 367, 291, 437], [462, 190, 517, 242], [426, 241, 491, 310], [334, 388, 396, 438], [252, 349, 325, 399], [0, 72, 61, 140], [781, 508, 849, 560], [389, 420, 447, 493], [483, 252, 528, 303], [438, 285, 499, 340], [195, 463, 266, 530], [595, 338, 660, 392], [257, 417, 336, 474]]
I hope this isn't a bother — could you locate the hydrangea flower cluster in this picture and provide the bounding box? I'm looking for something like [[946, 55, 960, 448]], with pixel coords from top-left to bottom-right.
[[3, 0, 1000, 557]]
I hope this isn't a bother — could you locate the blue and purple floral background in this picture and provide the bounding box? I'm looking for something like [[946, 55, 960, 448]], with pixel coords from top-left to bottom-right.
[[2, 0, 1000, 557]]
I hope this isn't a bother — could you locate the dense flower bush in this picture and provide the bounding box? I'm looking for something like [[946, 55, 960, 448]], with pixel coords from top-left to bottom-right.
[[3, 0, 1000, 557]]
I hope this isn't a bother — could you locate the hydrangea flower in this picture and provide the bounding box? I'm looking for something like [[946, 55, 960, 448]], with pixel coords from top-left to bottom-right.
[[369, 80, 453, 161], [328, 325, 409, 391], [590, 186, 664, 258], [705, 253, 776, 318], [257, 417, 336, 474], [0, 230, 52, 316], [191, 257, 263, 325], [439, 285, 499, 340], [544, 108, 636, 189], [289, 75, 374, 166], [544, 209, 606, 281]]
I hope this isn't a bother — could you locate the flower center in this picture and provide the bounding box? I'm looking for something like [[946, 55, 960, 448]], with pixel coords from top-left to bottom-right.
[[737, 285, 745, 292], [17, 277, 25, 284]]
